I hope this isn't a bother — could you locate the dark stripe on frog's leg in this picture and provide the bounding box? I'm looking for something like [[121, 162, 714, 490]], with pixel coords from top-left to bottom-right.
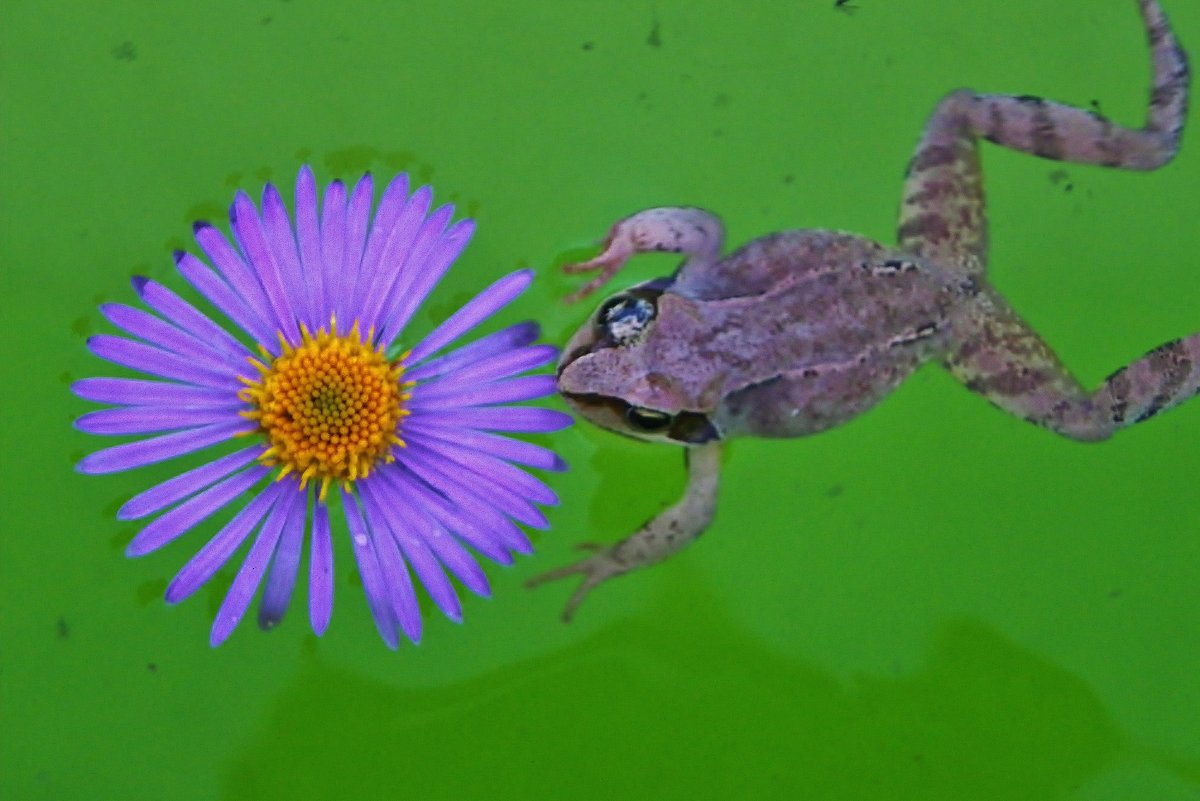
[[897, 0, 1189, 278], [946, 292, 1200, 441]]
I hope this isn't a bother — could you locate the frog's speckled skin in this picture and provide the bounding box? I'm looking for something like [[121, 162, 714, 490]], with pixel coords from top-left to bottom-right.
[[530, 0, 1197, 621]]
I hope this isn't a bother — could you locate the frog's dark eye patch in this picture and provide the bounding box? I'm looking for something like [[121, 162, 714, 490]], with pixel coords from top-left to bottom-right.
[[667, 411, 720, 444], [563, 392, 722, 445], [625, 406, 671, 431]]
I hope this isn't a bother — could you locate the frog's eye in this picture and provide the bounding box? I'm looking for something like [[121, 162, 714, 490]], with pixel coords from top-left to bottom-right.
[[596, 294, 656, 346], [624, 406, 672, 432]]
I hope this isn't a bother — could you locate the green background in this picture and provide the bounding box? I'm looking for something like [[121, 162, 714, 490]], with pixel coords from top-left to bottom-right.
[[3, 1, 1199, 799]]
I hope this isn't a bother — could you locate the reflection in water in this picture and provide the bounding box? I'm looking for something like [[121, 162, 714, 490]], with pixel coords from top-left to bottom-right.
[[220, 584, 1196, 800]]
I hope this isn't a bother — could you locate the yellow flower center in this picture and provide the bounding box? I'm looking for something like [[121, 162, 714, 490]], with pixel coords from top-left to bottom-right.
[[239, 318, 409, 501]]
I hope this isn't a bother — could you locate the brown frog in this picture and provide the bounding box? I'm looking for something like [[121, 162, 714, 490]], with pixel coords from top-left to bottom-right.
[[530, 0, 1198, 620]]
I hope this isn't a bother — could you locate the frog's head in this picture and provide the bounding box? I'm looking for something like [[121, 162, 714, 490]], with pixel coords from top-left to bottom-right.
[[556, 282, 721, 445]]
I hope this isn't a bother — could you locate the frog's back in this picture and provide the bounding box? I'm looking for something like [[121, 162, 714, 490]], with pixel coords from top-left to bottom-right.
[[694, 230, 960, 348], [680, 229, 936, 298], [689, 230, 962, 437]]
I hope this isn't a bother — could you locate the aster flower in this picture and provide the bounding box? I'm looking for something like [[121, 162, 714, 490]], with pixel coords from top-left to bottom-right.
[[73, 166, 571, 649]]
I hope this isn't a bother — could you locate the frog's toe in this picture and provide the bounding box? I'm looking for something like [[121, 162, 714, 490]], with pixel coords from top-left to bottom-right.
[[561, 254, 614, 274], [525, 551, 625, 622]]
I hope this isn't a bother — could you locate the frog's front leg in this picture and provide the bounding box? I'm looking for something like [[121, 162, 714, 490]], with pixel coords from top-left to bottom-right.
[[563, 207, 724, 302], [526, 441, 721, 621]]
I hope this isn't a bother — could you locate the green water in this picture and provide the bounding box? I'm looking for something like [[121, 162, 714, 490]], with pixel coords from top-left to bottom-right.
[[4, 1, 1199, 799]]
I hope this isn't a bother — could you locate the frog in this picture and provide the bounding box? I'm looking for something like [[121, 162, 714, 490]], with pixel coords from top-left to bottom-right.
[[529, 0, 1198, 621]]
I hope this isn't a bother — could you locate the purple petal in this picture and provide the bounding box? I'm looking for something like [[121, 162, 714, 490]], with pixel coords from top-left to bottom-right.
[[100, 303, 233, 372], [421, 524, 491, 598], [401, 421, 567, 471], [342, 487, 399, 649], [87, 335, 238, 389], [409, 375, 557, 411], [126, 464, 270, 556], [118, 446, 263, 520], [416, 344, 558, 390], [404, 441, 550, 528], [371, 480, 491, 596], [260, 182, 309, 338], [378, 219, 474, 348], [318, 179, 347, 323], [77, 419, 255, 475], [75, 405, 239, 436], [174, 249, 277, 347], [402, 265, 526, 365], [405, 322, 540, 383], [414, 405, 573, 434], [351, 175, 417, 326], [333, 174, 374, 321], [133, 277, 248, 360], [361, 481, 461, 623], [373, 205, 460, 342], [309, 501, 333, 636], [258, 489, 307, 629], [362, 191, 446, 336], [164, 480, 284, 603], [193, 222, 280, 343], [231, 190, 296, 343], [406, 434, 558, 507], [375, 465, 515, 563], [210, 484, 292, 646], [391, 450, 535, 555], [72, 377, 233, 408], [357, 489, 423, 643], [294, 166, 323, 329]]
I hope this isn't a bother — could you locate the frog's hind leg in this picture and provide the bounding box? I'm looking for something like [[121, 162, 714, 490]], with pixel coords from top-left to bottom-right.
[[898, 0, 1188, 278], [947, 292, 1200, 441]]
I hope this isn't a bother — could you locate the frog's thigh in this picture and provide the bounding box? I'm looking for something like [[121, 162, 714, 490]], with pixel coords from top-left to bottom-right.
[[948, 294, 1200, 441], [898, 0, 1188, 277]]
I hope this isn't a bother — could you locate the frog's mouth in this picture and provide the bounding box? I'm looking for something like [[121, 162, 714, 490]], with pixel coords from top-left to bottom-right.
[[559, 390, 721, 445]]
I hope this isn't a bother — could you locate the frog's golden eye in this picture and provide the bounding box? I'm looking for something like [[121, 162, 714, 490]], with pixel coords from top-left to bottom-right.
[[596, 294, 656, 346], [625, 406, 672, 432]]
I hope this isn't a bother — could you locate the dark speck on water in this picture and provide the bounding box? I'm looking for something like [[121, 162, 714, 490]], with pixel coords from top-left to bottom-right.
[[647, 18, 662, 48], [111, 41, 136, 61], [1048, 169, 1074, 192]]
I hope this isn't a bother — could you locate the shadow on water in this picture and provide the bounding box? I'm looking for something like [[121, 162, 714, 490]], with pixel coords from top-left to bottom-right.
[[219, 580, 1198, 801]]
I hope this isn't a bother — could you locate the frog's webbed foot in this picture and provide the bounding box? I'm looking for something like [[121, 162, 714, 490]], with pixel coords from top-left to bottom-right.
[[562, 237, 636, 303], [563, 207, 724, 303], [527, 442, 722, 622], [524, 545, 629, 623]]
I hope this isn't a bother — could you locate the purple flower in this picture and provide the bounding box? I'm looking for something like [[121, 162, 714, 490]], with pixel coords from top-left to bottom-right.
[[73, 166, 571, 649]]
